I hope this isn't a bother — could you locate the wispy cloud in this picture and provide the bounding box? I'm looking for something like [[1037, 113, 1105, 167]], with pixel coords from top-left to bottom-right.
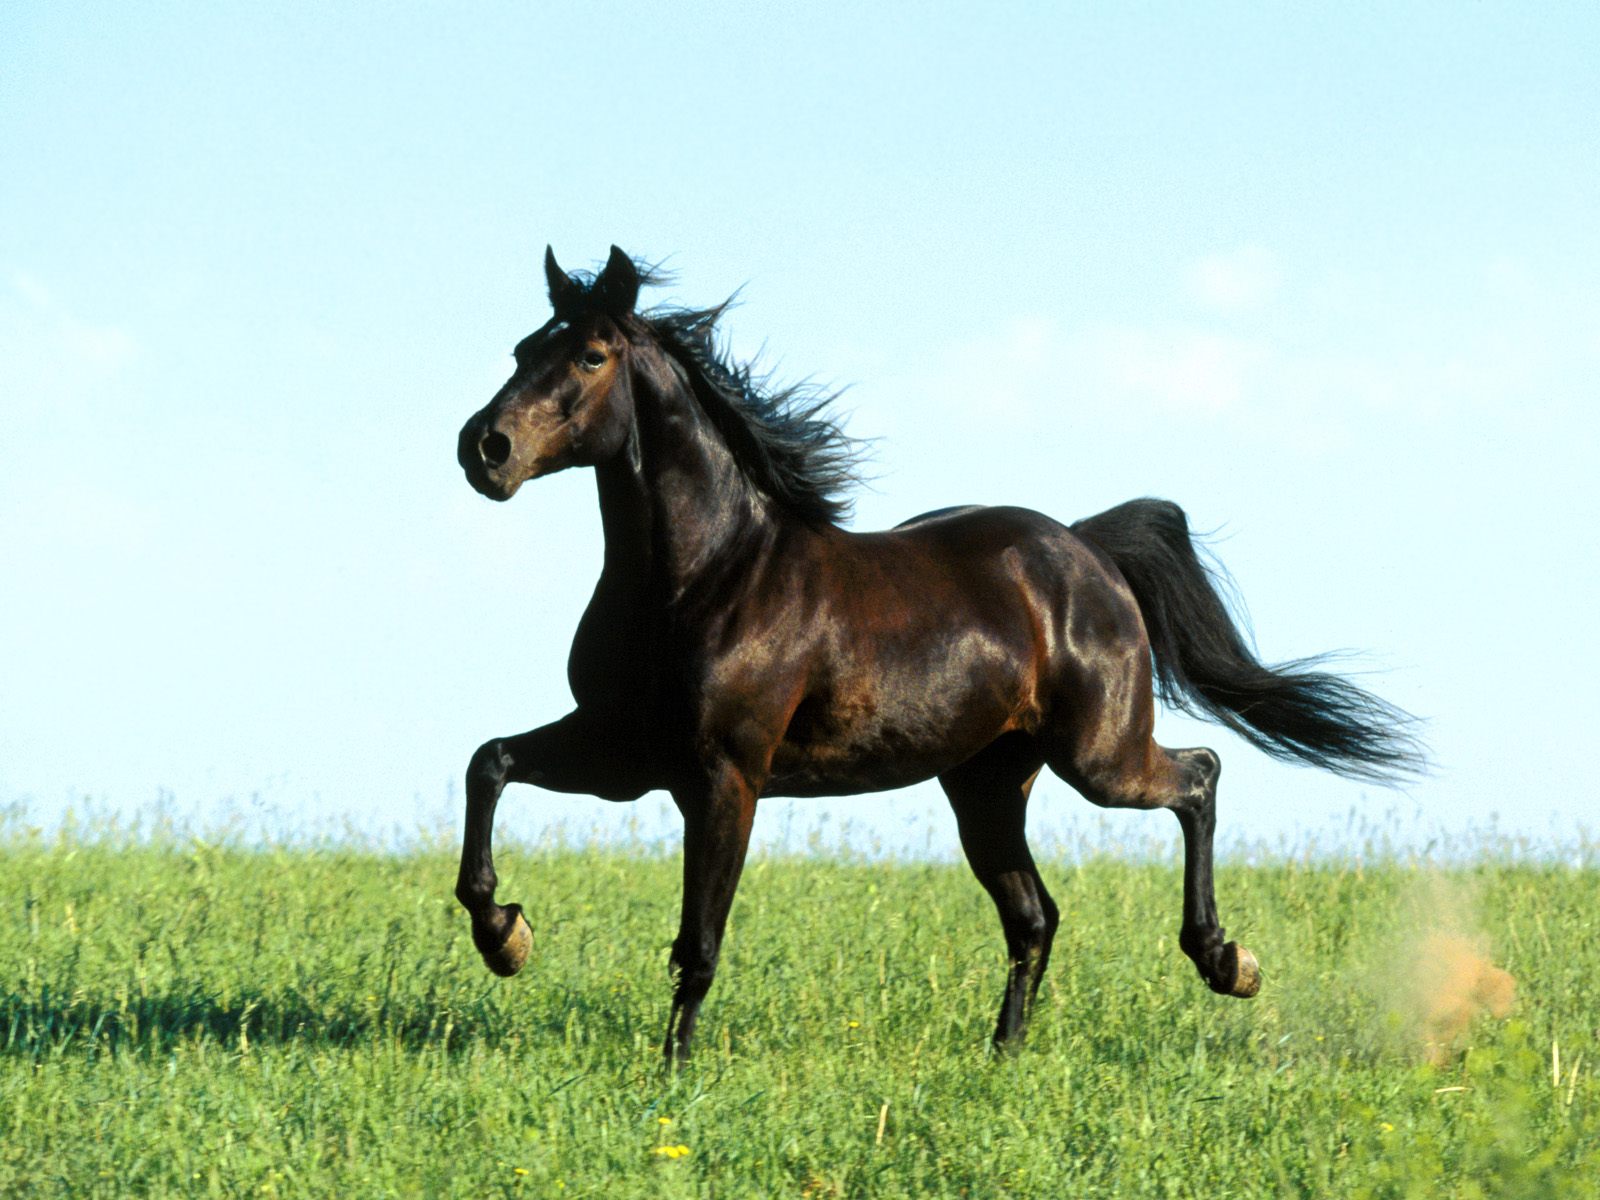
[[2, 271, 152, 569], [1079, 324, 1265, 417], [889, 251, 1596, 452], [1, 271, 141, 421], [1185, 245, 1280, 313], [7, 270, 139, 368]]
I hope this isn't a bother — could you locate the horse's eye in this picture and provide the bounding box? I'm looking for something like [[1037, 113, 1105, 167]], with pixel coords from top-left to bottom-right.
[[579, 348, 607, 371]]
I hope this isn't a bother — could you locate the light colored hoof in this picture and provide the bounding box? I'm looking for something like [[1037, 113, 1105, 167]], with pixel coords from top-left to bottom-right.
[[482, 907, 533, 978], [1229, 943, 1261, 998]]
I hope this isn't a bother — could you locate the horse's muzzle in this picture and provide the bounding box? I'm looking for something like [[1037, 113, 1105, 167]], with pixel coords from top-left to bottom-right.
[[458, 416, 521, 501]]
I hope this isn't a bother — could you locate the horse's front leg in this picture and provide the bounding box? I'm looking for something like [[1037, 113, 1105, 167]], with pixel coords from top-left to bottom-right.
[[663, 764, 758, 1064], [456, 710, 644, 977]]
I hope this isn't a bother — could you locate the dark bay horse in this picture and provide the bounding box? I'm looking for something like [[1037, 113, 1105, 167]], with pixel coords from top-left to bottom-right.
[[455, 246, 1423, 1061]]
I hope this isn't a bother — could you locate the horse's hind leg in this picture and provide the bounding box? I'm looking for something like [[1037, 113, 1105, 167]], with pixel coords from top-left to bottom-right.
[[1159, 746, 1261, 997], [939, 736, 1058, 1049], [1051, 734, 1260, 999]]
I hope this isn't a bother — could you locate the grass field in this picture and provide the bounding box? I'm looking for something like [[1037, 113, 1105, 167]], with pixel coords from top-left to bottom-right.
[[1, 825, 1595, 1198]]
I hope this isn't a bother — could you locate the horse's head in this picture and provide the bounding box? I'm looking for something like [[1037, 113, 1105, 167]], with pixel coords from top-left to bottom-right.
[[458, 246, 642, 501]]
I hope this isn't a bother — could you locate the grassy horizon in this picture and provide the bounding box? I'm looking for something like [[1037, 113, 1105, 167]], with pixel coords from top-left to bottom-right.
[[7, 793, 1596, 867], [1, 833, 1595, 1197]]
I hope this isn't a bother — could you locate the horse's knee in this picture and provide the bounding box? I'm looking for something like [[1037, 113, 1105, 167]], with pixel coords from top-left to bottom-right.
[[467, 739, 510, 796], [1040, 892, 1060, 939], [669, 934, 719, 999], [1005, 899, 1056, 962]]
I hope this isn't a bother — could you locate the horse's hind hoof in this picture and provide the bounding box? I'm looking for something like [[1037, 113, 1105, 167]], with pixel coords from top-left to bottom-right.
[[477, 905, 533, 978], [1226, 942, 1261, 998]]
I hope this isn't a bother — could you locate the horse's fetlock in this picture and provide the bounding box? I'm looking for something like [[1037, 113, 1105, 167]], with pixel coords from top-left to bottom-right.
[[1180, 924, 1224, 963], [455, 875, 495, 910]]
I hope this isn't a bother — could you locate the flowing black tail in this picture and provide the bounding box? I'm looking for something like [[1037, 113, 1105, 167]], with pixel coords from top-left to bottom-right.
[[1072, 498, 1426, 783]]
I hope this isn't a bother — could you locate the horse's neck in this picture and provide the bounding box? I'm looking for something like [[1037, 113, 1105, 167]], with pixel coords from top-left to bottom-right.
[[593, 360, 775, 603]]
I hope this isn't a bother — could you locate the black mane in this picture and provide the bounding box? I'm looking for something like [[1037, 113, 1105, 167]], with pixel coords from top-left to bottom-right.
[[557, 261, 864, 526]]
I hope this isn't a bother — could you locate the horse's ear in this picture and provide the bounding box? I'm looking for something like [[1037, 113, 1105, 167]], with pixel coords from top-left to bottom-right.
[[595, 245, 640, 317], [544, 246, 582, 316]]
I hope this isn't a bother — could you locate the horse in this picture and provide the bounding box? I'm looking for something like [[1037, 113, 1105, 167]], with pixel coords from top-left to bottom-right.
[[454, 246, 1423, 1062]]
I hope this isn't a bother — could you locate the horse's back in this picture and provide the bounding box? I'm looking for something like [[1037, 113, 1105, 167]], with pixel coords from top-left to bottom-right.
[[892, 504, 986, 530], [880, 504, 1119, 590], [760, 504, 1146, 797], [874, 502, 1155, 731]]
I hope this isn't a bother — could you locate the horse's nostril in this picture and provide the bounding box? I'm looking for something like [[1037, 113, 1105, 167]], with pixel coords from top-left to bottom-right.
[[480, 431, 512, 469]]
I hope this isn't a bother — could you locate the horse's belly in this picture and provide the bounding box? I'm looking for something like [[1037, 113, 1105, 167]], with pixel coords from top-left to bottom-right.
[[764, 753, 946, 798], [763, 690, 1021, 798]]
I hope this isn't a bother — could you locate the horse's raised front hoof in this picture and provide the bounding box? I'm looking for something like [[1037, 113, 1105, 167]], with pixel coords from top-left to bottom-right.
[[1225, 942, 1261, 998], [476, 905, 533, 978]]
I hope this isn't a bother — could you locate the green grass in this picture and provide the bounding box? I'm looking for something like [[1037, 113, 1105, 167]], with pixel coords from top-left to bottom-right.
[[1, 830, 1595, 1198]]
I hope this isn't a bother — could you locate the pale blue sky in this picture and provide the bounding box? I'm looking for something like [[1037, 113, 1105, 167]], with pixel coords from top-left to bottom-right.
[[3, 3, 1597, 854]]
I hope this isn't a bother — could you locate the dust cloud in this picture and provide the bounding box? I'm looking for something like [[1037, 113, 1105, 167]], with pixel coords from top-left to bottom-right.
[[1410, 931, 1516, 1063], [1392, 877, 1516, 1064]]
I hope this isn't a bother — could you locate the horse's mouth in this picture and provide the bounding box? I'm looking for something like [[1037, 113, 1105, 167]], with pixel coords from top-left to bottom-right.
[[463, 465, 521, 502]]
